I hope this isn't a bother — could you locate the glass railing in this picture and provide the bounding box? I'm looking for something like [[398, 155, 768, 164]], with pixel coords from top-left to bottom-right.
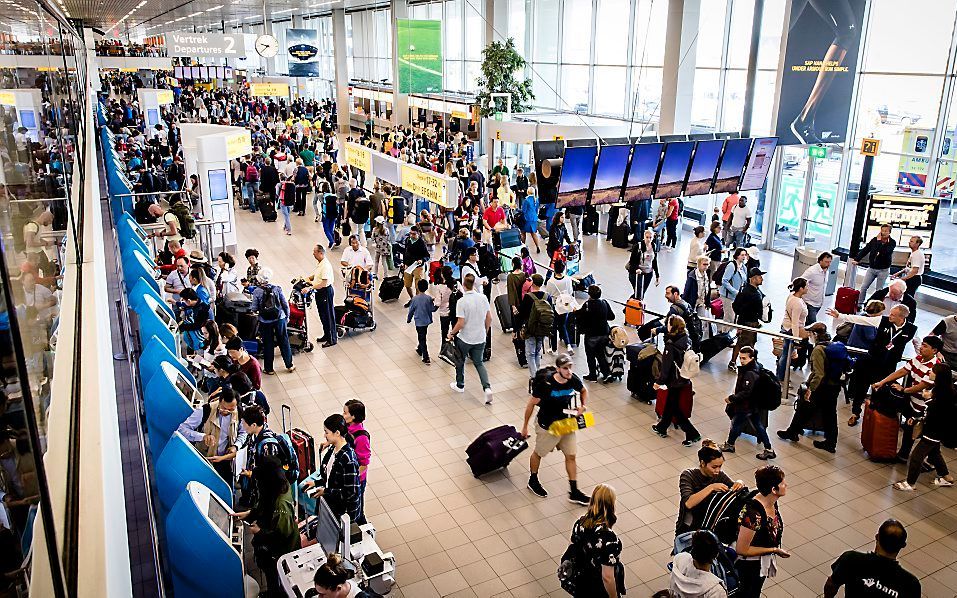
[[0, 2, 89, 596]]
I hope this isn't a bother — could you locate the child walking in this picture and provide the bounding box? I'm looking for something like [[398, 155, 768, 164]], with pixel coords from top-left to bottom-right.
[[407, 279, 437, 364]]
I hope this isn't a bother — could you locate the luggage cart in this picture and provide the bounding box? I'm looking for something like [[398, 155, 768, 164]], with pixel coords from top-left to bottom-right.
[[336, 267, 377, 338]]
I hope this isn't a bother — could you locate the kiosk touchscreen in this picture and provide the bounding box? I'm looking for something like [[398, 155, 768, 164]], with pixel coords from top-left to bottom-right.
[[136, 293, 179, 358], [118, 213, 151, 249], [129, 278, 171, 319], [138, 335, 194, 391], [166, 481, 245, 598], [144, 362, 200, 458], [155, 432, 232, 513], [123, 248, 160, 295]]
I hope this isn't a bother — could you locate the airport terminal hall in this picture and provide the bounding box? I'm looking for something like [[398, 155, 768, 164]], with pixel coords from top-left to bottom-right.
[[7, 0, 957, 596]]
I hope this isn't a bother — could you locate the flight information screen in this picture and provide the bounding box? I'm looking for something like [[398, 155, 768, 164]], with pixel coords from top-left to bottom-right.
[[684, 140, 725, 196], [653, 141, 694, 198], [556, 145, 597, 208], [590, 144, 631, 205], [622, 142, 663, 203], [712, 138, 753, 194]]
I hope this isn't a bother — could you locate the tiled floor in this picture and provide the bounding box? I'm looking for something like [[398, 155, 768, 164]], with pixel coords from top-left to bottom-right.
[[234, 209, 957, 597]]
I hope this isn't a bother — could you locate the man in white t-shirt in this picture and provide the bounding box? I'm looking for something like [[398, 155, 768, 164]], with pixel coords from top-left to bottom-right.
[[447, 273, 493, 403], [799, 251, 832, 324], [892, 236, 925, 296], [163, 256, 193, 300], [729, 195, 753, 247]]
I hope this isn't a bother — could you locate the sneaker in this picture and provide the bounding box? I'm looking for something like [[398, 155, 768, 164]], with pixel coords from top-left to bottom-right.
[[727, 362, 737, 372], [484, 388, 493, 405], [813, 440, 836, 453], [602, 376, 615, 384], [423, 358, 431, 365], [719, 443, 735, 453], [847, 414, 859, 427], [449, 382, 465, 393], [776, 430, 799, 442], [567, 347, 575, 355], [682, 436, 702, 447], [404, 301, 411, 308], [546, 347, 555, 355], [315, 216, 320, 222], [756, 449, 777, 460], [651, 425, 667, 438], [286, 365, 296, 373], [264, 370, 276, 376], [568, 489, 589, 506], [527, 477, 548, 498], [415, 347, 422, 356], [582, 374, 599, 382], [933, 477, 954, 487], [893, 481, 915, 492]]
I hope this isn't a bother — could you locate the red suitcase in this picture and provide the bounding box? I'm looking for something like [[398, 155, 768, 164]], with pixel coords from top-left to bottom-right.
[[655, 385, 694, 424], [289, 428, 316, 481], [835, 287, 860, 314], [861, 401, 899, 462], [429, 260, 443, 283]]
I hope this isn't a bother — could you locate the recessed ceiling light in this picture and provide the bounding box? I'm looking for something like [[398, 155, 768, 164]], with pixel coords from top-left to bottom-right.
[[188, 11, 201, 17], [205, 4, 223, 11]]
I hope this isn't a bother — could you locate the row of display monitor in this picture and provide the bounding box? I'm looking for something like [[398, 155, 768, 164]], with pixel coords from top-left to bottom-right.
[[173, 66, 234, 81], [557, 136, 778, 208]]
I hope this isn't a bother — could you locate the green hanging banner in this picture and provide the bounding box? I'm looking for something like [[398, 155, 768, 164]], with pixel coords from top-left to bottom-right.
[[396, 19, 443, 94]]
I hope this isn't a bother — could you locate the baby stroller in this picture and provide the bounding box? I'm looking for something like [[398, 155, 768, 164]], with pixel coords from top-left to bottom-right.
[[336, 267, 377, 338], [288, 279, 315, 353]]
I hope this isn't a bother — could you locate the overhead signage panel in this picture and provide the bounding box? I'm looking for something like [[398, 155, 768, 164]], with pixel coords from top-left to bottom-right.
[[168, 32, 246, 59]]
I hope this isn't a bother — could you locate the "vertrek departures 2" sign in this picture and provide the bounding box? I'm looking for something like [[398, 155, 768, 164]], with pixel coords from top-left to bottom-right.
[[167, 33, 246, 59]]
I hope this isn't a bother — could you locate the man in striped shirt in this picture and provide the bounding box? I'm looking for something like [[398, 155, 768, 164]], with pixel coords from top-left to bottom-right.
[[872, 336, 945, 462]]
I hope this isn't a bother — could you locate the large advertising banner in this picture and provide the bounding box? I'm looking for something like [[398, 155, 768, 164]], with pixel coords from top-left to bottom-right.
[[774, 0, 867, 145], [287, 29, 321, 77], [396, 20, 443, 94]]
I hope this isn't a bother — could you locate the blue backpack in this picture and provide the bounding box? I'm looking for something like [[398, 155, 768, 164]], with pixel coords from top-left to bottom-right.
[[671, 530, 739, 594], [824, 341, 853, 383], [258, 430, 300, 483]]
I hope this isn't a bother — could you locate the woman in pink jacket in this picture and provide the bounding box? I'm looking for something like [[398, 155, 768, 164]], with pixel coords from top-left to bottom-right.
[[344, 399, 372, 524]]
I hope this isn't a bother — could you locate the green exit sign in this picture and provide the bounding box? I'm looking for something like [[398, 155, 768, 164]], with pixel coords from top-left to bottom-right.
[[494, 111, 504, 121], [808, 145, 828, 159]]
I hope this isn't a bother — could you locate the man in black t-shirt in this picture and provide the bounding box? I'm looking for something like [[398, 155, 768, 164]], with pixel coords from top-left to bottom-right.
[[521, 354, 590, 505], [824, 519, 920, 598]]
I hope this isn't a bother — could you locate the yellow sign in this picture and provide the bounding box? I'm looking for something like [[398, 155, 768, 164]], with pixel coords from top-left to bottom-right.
[[224, 130, 252, 159], [401, 165, 449, 207], [120, 68, 139, 72], [451, 110, 469, 119], [0, 91, 15, 106], [250, 83, 289, 97], [495, 130, 501, 141], [346, 144, 372, 173], [861, 138, 881, 157], [553, 135, 564, 141], [156, 90, 174, 105]]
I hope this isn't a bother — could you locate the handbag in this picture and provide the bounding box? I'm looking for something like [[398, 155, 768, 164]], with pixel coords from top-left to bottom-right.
[[772, 336, 784, 357], [710, 297, 724, 319], [513, 210, 526, 228], [439, 340, 463, 366]]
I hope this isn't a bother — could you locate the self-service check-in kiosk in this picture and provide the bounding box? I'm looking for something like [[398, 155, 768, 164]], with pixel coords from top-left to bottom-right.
[[155, 432, 232, 514], [143, 362, 201, 458], [166, 481, 254, 598], [135, 292, 178, 358], [122, 247, 160, 296], [136, 88, 174, 137], [138, 336, 193, 391], [118, 213, 151, 253], [129, 278, 170, 320], [0, 89, 42, 142]]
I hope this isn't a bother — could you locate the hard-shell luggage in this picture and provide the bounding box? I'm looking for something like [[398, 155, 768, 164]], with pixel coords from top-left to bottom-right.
[[224, 291, 253, 313], [861, 400, 900, 461], [497, 227, 522, 250], [293, 190, 307, 214], [289, 428, 316, 481], [604, 344, 625, 380], [625, 298, 644, 327], [700, 332, 733, 363], [495, 294, 513, 332], [465, 425, 528, 477], [429, 260, 443, 283], [835, 287, 860, 314], [378, 276, 404, 302], [237, 312, 259, 342], [612, 223, 630, 248], [260, 198, 278, 222], [655, 385, 694, 424], [583, 206, 599, 235]]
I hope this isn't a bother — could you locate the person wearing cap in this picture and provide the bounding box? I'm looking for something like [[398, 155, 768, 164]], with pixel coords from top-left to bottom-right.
[[872, 335, 945, 462], [728, 267, 766, 371], [799, 251, 832, 325], [777, 323, 841, 452], [249, 268, 295, 375], [521, 353, 591, 505]]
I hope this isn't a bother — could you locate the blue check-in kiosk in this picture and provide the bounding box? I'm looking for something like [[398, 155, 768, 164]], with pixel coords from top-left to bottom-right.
[[129, 278, 171, 320], [123, 248, 160, 295], [144, 362, 199, 458], [118, 214, 151, 255], [166, 481, 247, 598], [136, 293, 178, 357], [139, 336, 194, 391], [155, 432, 232, 514]]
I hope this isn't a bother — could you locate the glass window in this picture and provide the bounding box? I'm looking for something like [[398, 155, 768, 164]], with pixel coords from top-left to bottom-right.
[[465, 0, 484, 61], [446, 0, 463, 60], [533, 0, 560, 62], [594, 0, 629, 65], [691, 68, 720, 130], [593, 66, 626, 116], [632, 0, 668, 67], [428, 2, 442, 20], [629, 65, 663, 126], [465, 61, 483, 93], [374, 10, 390, 59], [863, 0, 956, 73], [852, 74, 944, 147], [560, 64, 590, 110], [772, 146, 810, 251], [446, 60, 464, 91], [508, 0, 527, 56], [695, 0, 727, 69], [756, 0, 785, 70], [532, 62, 559, 108], [561, 0, 593, 64]]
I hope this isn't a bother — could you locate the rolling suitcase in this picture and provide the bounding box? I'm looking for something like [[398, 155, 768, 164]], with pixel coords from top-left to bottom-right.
[[281, 405, 316, 482], [429, 260, 443, 283], [378, 276, 404, 302], [604, 343, 625, 381], [260, 198, 278, 222], [612, 223, 630, 248], [625, 298, 644, 326], [513, 337, 527, 367], [700, 332, 733, 363], [582, 206, 599, 235], [861, 401, 900, 461], [494, 294, 513, 332], [465, 425, 528, 478], [655, 385, 694, 425], [293, 189, 307, 214], [237, 312, 259, 342], [835, 287, 860, 314], [628, 364, 655, 403]]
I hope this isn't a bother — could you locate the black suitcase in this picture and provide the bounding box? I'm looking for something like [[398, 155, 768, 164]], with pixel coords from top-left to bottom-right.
[[494, 294, 513, 332], [378, 276, 404, 302], [583, 206, 599, 235], [611, 223, 630, 248], [513, 337, 527, 367], [260, 199, 278, 222], [237, 312, 259, 342], [700, 332, 734, 363], [465, 425, 528, 477], [294, 189, 307, 214], [628, 365, 655, 403]]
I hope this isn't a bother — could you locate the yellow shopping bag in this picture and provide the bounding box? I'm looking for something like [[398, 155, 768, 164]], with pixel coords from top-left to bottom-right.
[[548, 412, 596, 436]]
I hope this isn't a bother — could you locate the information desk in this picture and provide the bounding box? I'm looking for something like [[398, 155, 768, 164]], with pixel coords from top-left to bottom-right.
[[143, 361, 199, 458]]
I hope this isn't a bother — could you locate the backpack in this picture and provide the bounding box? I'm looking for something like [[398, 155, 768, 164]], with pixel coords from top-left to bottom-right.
[[169, 201, 196, 239], [259, 430, 300, 484], [751, 365, 783, 411], [281, 181, 297, 206], [712, 259, 731, 285], [347, 429, 371, 449], [671, 530, 740, 594], [824, 341, 853, 383], [259, 285, 281, 320], [134, 197, 158, 224], [526, 294, 554, 338], [700, 487, 757, 544], [245, 163, 259, 182], [678, 348, 701, 380], [674, 302, 702, 349], [530, 366, 557, 397]]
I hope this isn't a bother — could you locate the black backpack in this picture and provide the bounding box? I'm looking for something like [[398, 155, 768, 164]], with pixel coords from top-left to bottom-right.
[[751, 365, 782, 411], [259, 285, 281, 320], [674, 302, 702, 349]]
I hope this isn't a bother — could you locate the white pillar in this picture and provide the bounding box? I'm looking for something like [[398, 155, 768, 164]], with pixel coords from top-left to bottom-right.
[[391, 0, 410, 127], [659, 0, 700, 135], [332, 8, 352, 135]]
